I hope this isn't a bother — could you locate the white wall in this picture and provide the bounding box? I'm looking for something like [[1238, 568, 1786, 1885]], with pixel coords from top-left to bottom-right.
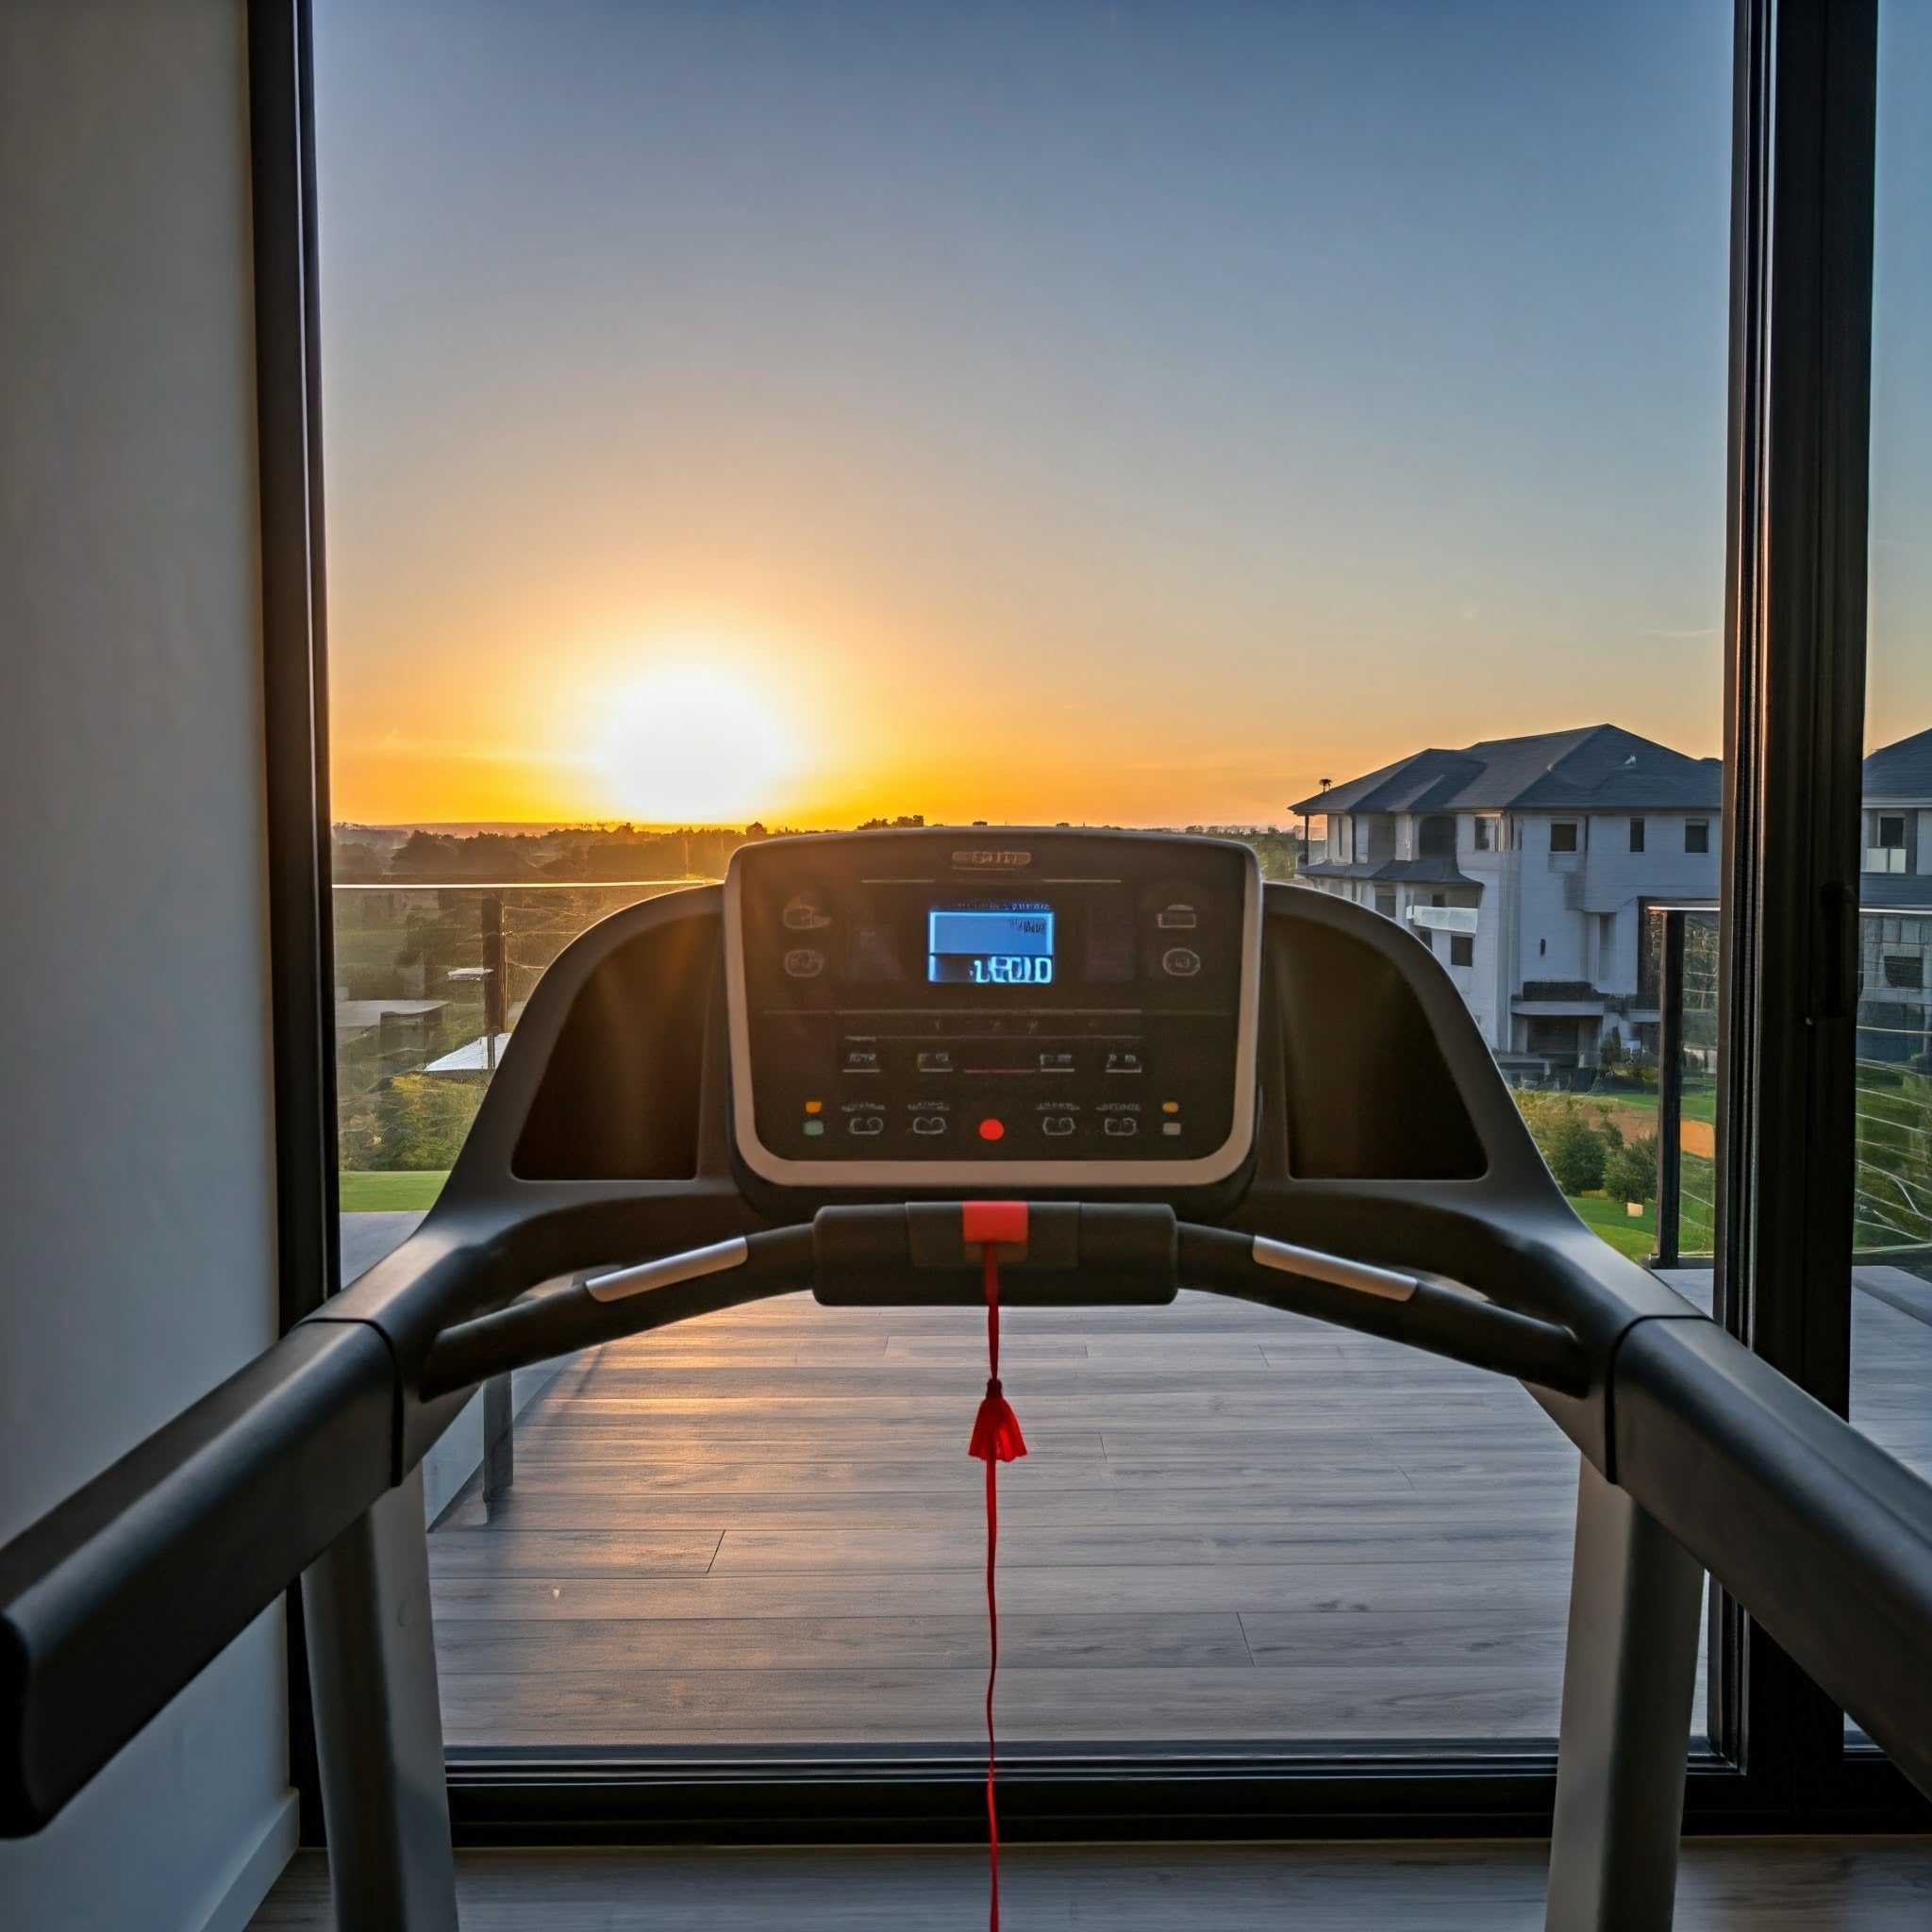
[[0, 4, 297, 1926]]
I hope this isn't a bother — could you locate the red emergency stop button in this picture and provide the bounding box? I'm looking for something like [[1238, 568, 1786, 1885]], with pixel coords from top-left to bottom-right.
[[978, 1117, 1006, 1142]]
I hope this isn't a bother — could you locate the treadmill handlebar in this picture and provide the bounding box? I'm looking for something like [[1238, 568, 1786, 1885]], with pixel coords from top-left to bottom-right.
[[10, 1196, 1930, 1839], [420, 1206, 1590, 1399]]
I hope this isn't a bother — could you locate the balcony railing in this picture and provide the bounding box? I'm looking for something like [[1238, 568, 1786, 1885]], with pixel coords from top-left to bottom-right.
[[1646, 902, 1932, 1268]]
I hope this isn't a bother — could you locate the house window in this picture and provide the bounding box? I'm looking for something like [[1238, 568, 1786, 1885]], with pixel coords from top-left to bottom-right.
[[1418, 815, 1456, 859], [1685, 820, 1709, 854], [1878, 814, 1906, 848], [1450, 934, 1474, 968], [1629, 818, 1646, 853], [1374, 887, 1396, 919], [1551, 822, 1579, 853], [1883, 954, 1924, 991], [1473, 816, 1492, 851]]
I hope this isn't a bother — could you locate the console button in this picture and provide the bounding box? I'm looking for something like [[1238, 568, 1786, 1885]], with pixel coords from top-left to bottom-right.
[[841, 1045, 882, 1074], [1102, 1115, 1140, 1138], [784, 947, 826, 977], [1041, 1114, 1077, 1139], [783, 897, 832, 930], [1104, 1049, 1143, 1074], [910, 1114, 948, 1137], [848, 1113, 886, 1136], [915, 1050, 955, 1074], [1038, 1050, 1076, 1074], [1161, 946, 1202, 977], [1156, 903, 1199, 929]]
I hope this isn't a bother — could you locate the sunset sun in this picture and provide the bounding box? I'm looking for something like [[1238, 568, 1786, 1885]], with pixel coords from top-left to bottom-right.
[[590, 665, 802, 824]]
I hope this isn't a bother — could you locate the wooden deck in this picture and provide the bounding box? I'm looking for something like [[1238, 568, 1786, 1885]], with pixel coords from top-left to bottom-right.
[[405, 1241, 1930, 1753]]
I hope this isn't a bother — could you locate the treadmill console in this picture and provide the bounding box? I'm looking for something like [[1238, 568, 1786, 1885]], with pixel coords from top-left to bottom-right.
[[724, 828, 1261, 1188]]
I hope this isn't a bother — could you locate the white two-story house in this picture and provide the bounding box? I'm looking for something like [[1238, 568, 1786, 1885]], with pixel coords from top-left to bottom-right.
[[1292, 724, 1722, 1072], [1857, 724, 1932, 1067]]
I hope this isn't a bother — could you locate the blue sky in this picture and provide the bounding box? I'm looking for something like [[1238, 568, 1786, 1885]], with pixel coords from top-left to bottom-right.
[[311, 0, 1925, 825]]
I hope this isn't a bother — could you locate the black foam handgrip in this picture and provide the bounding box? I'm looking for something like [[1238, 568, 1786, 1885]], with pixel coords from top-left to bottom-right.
[[811, 1202, 1177, 1306]]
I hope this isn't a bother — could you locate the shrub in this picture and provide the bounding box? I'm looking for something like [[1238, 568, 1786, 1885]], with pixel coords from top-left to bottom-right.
[[1514, 1091, 1624, 1197], [1548, 1114, 1612, 1193], [1605, 1131, 1659, 1206], [339, 1074, 484, 1172]]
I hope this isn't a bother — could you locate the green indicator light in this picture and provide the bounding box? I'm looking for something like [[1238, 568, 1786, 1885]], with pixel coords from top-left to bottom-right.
[[802, 1120, 825, 1138]]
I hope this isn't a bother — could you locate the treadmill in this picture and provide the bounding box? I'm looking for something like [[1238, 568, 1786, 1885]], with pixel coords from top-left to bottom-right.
[[6, 829, 1931, 1930]]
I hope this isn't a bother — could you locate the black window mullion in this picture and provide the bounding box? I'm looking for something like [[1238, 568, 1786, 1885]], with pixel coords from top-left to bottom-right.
[[1715, 0, 1877, 1798], [249, 0, 338, 1846]]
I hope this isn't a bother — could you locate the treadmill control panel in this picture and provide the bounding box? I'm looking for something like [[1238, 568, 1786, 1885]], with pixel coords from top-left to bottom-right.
[[724, 829, 1261, 1188]]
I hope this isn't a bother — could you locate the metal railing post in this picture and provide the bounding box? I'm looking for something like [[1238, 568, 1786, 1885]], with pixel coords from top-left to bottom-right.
[[1652, 911, 1686, 1270], [481, 1372, 514, 1514], [479, 891, 505, 1074]]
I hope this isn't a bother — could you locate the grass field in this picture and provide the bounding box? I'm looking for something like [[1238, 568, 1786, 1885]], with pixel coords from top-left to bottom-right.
[[1568, 1191, 1657, 1261], [340, 1169, 447, 1212], [1591, 1081, 1719, 1124]]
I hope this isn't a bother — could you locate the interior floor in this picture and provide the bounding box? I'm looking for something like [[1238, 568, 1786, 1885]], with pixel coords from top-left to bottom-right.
[[249, 1838, 1932, 1929]]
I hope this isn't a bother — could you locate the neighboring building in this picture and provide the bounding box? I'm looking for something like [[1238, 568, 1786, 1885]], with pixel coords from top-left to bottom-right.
[[1292, 724, 1721, 1074], [1857, 725, 1932, 1067]]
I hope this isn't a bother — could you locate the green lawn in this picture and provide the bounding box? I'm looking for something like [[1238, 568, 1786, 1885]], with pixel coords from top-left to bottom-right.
[[1591, 1081, 1719, 1124], [1569, 1191, 1658, 1261], [340, 1169, 448, 1212], [338, 1166, 1664, 1263]]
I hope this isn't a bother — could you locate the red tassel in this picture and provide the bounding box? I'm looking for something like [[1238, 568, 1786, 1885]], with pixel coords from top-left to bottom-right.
[[969, 1379, 1028, 1463], [961, 1205, 1027, 1932]]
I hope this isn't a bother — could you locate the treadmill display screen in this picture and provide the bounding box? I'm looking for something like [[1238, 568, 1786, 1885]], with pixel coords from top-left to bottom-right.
[[724, 826, 1260, 1186], [927, 906, 1055, 985]]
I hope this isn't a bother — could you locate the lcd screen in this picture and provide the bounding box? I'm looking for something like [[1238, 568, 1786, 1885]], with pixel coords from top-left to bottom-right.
[[927, 905, 1055, 985]]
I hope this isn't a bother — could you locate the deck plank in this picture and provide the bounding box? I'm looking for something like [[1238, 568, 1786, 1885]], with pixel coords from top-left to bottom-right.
[[426, 1291, 1588, 1745], [423, 1273, 1926, 1750]]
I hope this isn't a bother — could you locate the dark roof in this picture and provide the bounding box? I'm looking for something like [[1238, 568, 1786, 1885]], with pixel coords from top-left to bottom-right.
[[1293, 724, 1721, 817], [1864, 727, 1932, 803]]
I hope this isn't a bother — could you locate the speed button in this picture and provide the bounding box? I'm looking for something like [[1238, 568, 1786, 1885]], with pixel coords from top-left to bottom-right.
[[1160, 946, 1202, 978]]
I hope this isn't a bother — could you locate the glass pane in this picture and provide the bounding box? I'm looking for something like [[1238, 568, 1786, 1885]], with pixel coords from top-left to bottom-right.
[[313, 0, 1732, 1760], [1850, 0, 1932, 1491]]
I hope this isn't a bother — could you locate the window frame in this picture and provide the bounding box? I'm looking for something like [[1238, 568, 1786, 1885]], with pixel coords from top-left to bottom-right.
[[1551, 821, 1580, 853], [257, 0, 1928, 1846], [1630, 817, 1647, 853]]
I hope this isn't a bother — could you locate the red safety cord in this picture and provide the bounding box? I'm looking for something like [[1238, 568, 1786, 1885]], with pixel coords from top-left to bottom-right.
[[963, 1202, 1028, 1932]]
